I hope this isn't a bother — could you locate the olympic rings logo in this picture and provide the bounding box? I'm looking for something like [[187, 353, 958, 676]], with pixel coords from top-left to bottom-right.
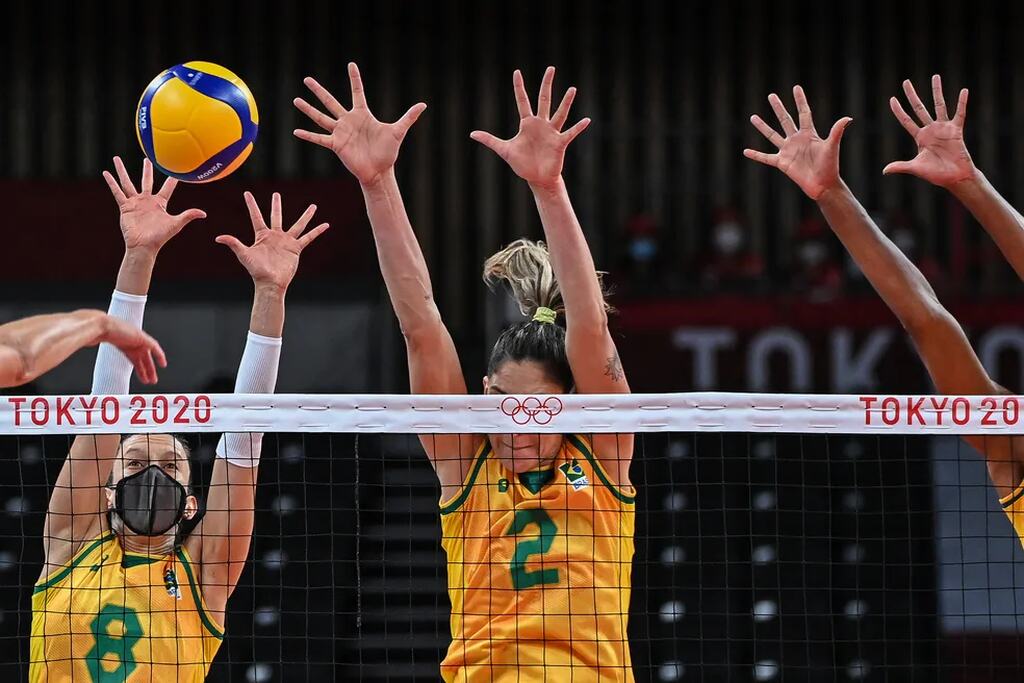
[[500, 396, 563, 425]]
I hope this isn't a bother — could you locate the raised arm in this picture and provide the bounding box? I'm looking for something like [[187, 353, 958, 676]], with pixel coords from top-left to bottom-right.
[[744, 86, 1024, 497], [187, 192, 327, 619], [885, 75, 1024, 280], [294, 63, 475, 484], [41, 158, 203, 577], [471, 67, 632, 477]]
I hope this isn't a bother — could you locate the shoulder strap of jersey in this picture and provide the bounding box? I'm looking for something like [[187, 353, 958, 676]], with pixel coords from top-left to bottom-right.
[[566, 434, 635, 505], [34, 532, 116, 593], [439, 440, 492, 515]]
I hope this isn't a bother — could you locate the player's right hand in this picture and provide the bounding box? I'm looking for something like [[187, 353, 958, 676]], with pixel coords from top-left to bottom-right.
[[102, 157, 206, 255], [743, 85, 853, 200], [293, 62, 427, 186], [883, 75, 976, 188], [97, 314, 167, 385], [215, 191, 329, 294]]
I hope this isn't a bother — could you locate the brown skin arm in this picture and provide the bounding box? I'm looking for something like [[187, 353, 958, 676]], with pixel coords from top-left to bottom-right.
[[819, 185, 1022, 496], [886, 76, 1024, 282], [746, 86, 1024, 499]]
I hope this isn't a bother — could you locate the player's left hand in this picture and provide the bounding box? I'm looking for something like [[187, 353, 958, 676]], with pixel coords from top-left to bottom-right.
[[215, 192, 329, 293], [743, 85, 852, 200], [883, 75, 976, 187], [470, 66, 590, 189]]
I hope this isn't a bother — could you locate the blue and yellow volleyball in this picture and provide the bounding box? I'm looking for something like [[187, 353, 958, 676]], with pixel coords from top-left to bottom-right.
[[135, 61, 258, 183]]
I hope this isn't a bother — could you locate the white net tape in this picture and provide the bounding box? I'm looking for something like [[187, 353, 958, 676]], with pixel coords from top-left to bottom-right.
[[1, 392, 1023, 434]]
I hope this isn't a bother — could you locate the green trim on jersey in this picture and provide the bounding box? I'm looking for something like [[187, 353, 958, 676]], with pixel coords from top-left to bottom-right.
[[34, 533, 116, 594], [121, 554, 163, 569], [439, 442, 493, 515], [567, 435, 635, 505], [518, 469, 555, 494], [1003, 480, 1024, 508], [175, 548, 224, 640]]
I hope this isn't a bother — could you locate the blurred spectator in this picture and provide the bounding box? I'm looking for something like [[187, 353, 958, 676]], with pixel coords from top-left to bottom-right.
[[791, 214, 843, 301], [617, 213, 667, 295], [697, 208, 764, 291], [887, 209, 944, 287]]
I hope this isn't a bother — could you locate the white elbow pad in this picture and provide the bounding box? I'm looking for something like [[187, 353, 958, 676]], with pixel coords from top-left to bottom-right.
[[91, 290, 147, 395], [216, 332, 282, 468]]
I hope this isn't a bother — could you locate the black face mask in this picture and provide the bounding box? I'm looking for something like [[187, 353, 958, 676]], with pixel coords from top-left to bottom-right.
[[113, 465, 186, 537]]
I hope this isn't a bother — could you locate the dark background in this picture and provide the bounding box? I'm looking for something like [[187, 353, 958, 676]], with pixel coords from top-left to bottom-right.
[[1, 0, 1023, 681]]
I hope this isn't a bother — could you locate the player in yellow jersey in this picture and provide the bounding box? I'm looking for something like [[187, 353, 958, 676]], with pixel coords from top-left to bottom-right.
[[294, 64, 635, 681], [743, 77, 1024, 546], [31, 158, 329, 682]]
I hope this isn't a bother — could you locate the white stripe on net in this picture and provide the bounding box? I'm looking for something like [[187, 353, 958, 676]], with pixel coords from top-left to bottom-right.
[[1, 393, 1023, 434]]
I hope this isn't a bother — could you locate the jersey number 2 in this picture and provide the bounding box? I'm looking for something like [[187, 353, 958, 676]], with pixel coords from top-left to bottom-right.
[[85, 603, 143, 683], [506, 508, 559, 590]]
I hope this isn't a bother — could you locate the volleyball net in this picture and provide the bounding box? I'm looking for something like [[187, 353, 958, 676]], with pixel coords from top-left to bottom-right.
[[2, 393, 1023, 682]]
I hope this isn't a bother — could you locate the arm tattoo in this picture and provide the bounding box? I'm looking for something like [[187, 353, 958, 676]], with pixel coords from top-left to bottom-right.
[[604, 353, 624, 382]]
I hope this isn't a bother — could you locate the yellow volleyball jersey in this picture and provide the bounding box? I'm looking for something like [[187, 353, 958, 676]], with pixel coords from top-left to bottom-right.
[[30, 532, 223, 682], [439, 435, 636, 683], [1001, 480, 1024, 547]]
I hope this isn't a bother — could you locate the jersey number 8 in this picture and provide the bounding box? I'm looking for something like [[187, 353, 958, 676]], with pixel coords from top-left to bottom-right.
[[85, 603, 143, 683]]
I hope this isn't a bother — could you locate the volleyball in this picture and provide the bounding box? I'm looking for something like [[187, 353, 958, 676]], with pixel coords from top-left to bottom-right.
[[135, 61, 258, 183]]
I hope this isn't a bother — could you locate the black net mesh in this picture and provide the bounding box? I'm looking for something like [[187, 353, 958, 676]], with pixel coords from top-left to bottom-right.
[[0, 429, 1021, 681]]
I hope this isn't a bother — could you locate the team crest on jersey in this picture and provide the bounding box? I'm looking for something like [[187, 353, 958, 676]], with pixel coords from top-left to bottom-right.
[[559, 459, 590, 491], [164, 567, 182, 600]]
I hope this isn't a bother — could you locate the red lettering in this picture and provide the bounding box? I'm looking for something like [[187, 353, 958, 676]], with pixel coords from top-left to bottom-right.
[[860, 396, 877, 425], [101, 397, 119, 425], [130, 396, 146, 425], [55, 397, 74, 426], [881, 397, 899, 426], [952, 397, 970, 426], [8, 397, 26, 426], [194, 395, 212, 423], [129, 393, 147, 423], [152, 395, 168, 424], [981, 397, 998, 426], [77, 396, 97, 426], [31, 397, 49, 426], [1005, 398, 1020, 426], [173, 396, 190, 424], [905, 398, 925, 425], [928, 397, 948, 426]]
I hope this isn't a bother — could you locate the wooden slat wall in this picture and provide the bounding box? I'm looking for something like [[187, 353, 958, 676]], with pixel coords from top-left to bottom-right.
[[1, 0, 1022, 315]]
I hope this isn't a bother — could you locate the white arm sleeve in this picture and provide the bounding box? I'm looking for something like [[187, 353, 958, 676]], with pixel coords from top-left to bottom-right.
[[90, 290, 147, 395], [215, 331, 282, 468]]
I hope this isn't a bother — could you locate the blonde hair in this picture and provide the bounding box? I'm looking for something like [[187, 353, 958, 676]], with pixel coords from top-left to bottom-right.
[[483, 239, 563, 317], [483, 239, 611, 319]]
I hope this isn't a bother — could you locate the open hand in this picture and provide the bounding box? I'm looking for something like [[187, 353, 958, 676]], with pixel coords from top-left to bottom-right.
[[883, 75, 974, 187], [102, 157, 206, 254], [99, 315, 167, 385], [215, 192, 329, 293], [743, 86, 852, 200], [470, 66, 590, 188], [293, 63, 426, 186]]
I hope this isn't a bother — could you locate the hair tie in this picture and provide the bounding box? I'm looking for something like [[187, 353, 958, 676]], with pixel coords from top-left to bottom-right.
[[532, 307, 557, 325]]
